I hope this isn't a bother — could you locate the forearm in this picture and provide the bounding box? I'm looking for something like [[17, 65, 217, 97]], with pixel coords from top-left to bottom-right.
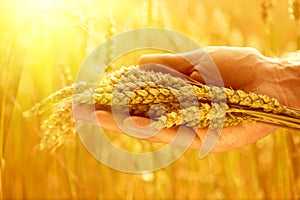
[[273, 56, 300, 109]]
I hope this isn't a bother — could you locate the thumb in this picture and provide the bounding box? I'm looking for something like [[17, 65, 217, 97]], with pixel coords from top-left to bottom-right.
[[138, 53, 192, 75]]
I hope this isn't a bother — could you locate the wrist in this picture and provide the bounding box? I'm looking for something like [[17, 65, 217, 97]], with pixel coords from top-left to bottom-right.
[[272, 56, 300, 108]]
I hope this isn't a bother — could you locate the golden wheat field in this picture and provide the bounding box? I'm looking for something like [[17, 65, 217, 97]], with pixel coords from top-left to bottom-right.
[[1, 0, 300, 199]]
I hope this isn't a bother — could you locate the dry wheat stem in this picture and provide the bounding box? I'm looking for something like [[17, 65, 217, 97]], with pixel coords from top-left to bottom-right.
[[23, 65, 300, 150]]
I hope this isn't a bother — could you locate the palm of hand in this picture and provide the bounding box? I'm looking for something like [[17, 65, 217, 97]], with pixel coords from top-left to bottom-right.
[[76, 47, 287, 152], [137, 46, 279, 152]]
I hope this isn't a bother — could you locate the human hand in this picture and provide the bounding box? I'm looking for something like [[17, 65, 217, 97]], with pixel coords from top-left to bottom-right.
[[76, 46, 300, 152]]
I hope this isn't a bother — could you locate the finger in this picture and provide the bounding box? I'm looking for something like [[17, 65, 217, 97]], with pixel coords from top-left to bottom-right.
[[138, 53, 193, 75], [94, 110, 124, 133], [95, 110, 202, 149], [72, 104, 98, 124], [138, 52, 210, 84], [125, 116, 203, 150], [189, 70, 205, 83], [195, 123, 275, 152]]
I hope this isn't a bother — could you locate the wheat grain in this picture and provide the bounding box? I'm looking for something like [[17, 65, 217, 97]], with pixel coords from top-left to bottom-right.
[[23, 65, 300, 150]]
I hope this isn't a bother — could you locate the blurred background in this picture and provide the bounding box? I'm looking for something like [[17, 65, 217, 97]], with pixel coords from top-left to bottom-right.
[[1, 0, 300, 199]]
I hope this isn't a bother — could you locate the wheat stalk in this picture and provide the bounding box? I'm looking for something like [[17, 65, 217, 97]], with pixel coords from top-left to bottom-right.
[[23, 65, 300, 151]]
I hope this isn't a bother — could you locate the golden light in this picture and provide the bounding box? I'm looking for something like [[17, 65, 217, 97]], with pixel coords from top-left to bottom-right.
[[1, 0, 300, 199]]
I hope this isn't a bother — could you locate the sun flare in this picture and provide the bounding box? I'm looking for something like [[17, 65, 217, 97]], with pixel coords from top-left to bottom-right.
[[1, 0, 300, 199]]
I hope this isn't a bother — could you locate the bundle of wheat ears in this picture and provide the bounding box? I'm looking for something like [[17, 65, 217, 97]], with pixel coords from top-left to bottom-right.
[[23, 65, 300, 151]]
